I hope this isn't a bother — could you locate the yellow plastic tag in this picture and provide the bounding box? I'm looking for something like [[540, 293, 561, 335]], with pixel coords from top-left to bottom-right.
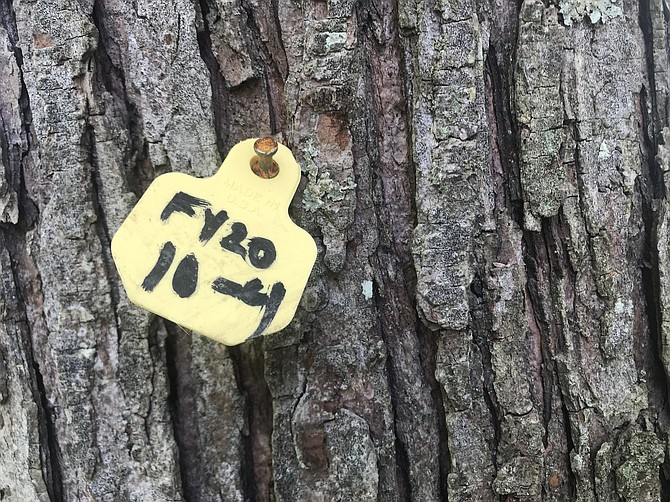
[[111, 138, 317, 346]]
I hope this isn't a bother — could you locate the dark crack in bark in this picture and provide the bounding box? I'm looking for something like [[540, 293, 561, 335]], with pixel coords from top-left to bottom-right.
[[639, 0, 665, 149], [29, 319, 64, 502], [523, 224, 577, 500], [418, 323, 450, 502], [469, 276, 502, 469], [0, 190, 63, 502], [83, 113, 124, 346], [0, 2, 64, 499], [357, 0, 447, 499], [239, 0, 287, 134], [195, 0, 231, 158], [165, 323, 203, 502], [0, 226, 64, 502], [637, 83, 670, 496], [229, 341, 275, 502], [91, 0, 150, 197]]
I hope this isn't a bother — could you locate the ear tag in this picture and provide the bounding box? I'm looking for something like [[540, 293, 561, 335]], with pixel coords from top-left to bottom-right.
[[111, 138, 317, 346]]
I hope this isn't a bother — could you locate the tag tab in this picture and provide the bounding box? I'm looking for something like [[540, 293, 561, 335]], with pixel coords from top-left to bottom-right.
[[111, 138, 317, 346]]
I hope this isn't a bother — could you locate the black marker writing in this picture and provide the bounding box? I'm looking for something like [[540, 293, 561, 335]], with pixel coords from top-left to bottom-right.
[[248, 237, 276, 269], [212, 277, 286, 339], [172, 254, 199, 298], [142, 241, 176, 291], [142, 243, 199, 298], [200, 208, 229, 243], [161, 192, 277, 270], [161, 192, 209, 221], [143, 192, 285, 338], [220, 222, 247, 259], [211, 277, 267, 306]]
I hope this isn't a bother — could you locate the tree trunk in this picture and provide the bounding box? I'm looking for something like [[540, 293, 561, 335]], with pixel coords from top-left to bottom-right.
[[0, 0, 668, 500]]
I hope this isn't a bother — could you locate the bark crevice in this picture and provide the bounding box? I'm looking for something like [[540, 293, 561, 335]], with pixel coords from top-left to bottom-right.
[[378, 322, 412, 502], [31, 340, 64, 502], [229, 341, 275, 502], [194, 0, 231, 157], [84, 116, 123, 341], [419, 325, 450, 502], [357, 0, 447, 499], [0, 2, 64, 499], [469, 282, 502, 470], [239, 0, 287, 134], [638, 83, 670, 391], [485, 45, 523, 222], [524, 225, 578, 498], [639, 0, 664, 145], [559, 396, 577, 498], [637, 83, 670, 495], [164, 323, 203, 502], [0, 226, 64, 501], [91, 0, 148, 197]]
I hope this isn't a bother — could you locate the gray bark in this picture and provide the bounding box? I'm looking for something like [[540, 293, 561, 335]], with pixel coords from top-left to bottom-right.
[[0, 0, 669, 500]]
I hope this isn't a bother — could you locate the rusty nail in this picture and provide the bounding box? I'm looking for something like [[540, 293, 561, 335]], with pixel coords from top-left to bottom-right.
[[252, 137, 279, 179]]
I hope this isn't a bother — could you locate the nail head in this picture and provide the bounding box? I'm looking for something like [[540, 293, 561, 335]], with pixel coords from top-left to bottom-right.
[[252, 137, 280, 179]]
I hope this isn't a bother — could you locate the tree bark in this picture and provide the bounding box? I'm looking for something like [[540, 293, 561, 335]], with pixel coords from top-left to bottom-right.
[[0, 0, 668, 500]]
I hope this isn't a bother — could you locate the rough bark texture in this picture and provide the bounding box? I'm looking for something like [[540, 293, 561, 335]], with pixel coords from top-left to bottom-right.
[[0, 0, 669, 500]]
